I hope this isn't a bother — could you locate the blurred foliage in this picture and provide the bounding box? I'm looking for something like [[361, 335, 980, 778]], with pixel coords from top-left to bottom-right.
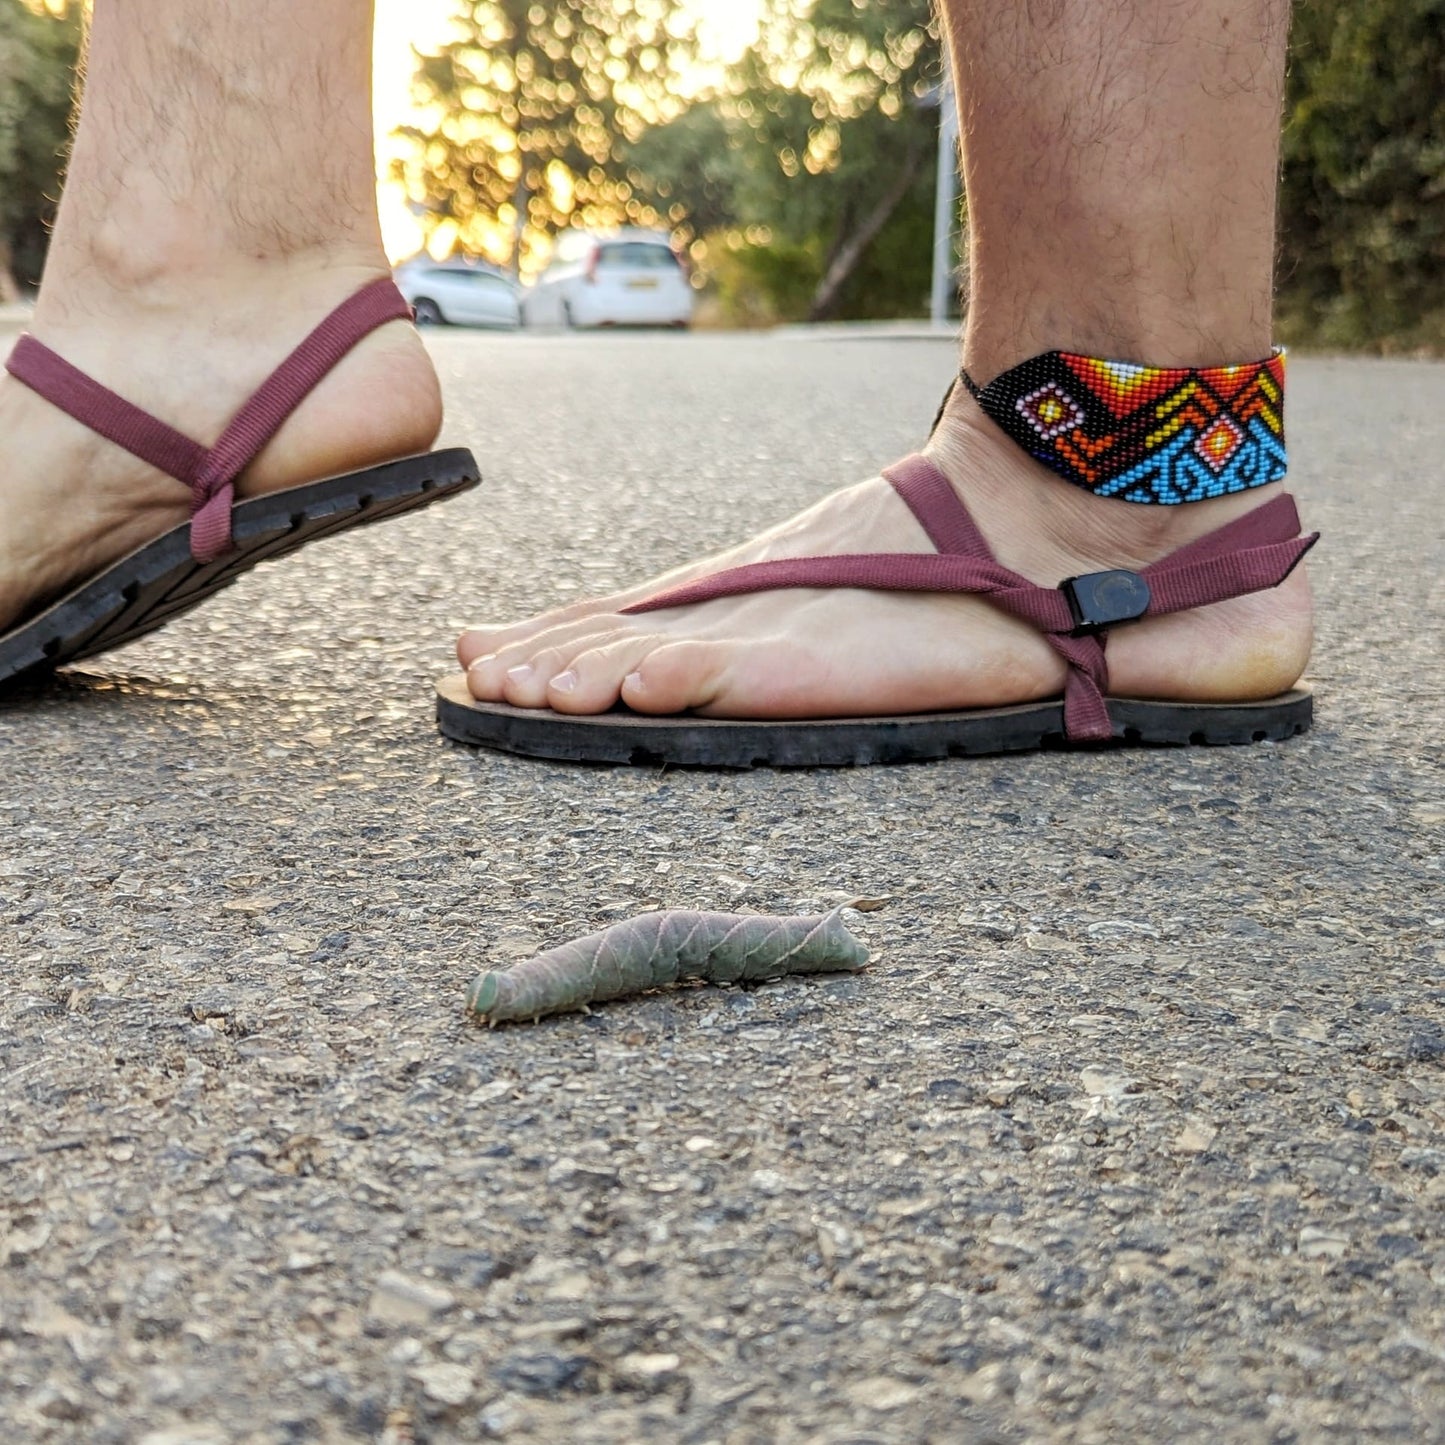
[[705, 234, 821, 327], [627, 0, 940, 321], [1277, 0, 1445, 353], [623, 99, 740, 240], [0, 0, 80, 295], [0, 0, 1438, 350], [676, 0, 1445, 343], [725, 0, 940, 320], [395, 0, 696, 270]]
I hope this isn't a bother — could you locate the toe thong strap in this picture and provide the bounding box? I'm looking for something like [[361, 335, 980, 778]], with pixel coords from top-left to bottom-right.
[[4, 279, 414, 563], [622, 454, 1319, 742]]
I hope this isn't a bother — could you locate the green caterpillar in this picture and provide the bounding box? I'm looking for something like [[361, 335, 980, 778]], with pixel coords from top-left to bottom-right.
[[466, 908, 871, 1027]]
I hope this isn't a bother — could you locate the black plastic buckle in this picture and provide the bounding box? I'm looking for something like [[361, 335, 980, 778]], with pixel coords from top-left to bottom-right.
[[1061, 569, 1152, 634]]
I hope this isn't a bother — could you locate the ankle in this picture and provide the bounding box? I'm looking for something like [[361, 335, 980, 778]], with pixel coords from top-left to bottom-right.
[[961, 291, 1277, 381], [35, 218, 390, 334], [13, 245, 441, 507], [924, 387, 1290, 578]]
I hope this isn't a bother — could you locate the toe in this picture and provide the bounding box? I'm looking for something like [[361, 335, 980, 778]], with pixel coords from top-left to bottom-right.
[[468, 618, 644, 708], [495, 646, 577, 708], [465, 650, 510, 701], [457, 594, 636, 668], [465, 640, 562, 705], [620, 639, 736, 716], [464, 618, 620, 701], [623, 627, 885, 720], [545, 635, 671, 715], [459, 610, 633, 675]]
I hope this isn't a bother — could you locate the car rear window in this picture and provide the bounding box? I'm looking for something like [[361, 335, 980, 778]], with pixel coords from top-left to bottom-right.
[[597, 243, 679, 271]]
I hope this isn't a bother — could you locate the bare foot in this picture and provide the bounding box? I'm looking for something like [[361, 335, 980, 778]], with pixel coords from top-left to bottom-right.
[[457, 386, 1313, 719], [0, 257, 442, 634]]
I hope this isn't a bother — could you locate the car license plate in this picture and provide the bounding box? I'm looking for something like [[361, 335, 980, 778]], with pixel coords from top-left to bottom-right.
[[626, 278, 659, 290]]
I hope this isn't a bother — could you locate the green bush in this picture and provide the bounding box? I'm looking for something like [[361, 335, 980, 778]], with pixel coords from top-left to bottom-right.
[[705, 236, 824, 327], [1278, 0, 1445, 352], [0, 1, 81, 292]]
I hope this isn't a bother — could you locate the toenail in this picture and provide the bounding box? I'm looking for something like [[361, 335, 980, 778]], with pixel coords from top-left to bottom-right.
[[469, 654, 497, 672], [506, 664, 534, 684], [550, 670, 579, 695], [624, 671, 645, 694]]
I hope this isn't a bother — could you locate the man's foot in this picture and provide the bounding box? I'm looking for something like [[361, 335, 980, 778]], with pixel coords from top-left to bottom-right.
[[0, 257, 443, 636], [457, 387, 1314, 719]]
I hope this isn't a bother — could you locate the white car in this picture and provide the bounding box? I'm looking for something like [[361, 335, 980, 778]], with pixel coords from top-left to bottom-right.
[[393, 259, 521, 330], [522, 230, 694, 330]]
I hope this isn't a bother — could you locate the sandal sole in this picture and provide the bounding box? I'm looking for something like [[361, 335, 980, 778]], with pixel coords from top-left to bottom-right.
[[435, 675, 1313, 769], [0, 449, 480, 688]]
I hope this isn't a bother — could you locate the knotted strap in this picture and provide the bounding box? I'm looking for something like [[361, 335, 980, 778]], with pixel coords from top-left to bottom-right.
[[622, 453, 1318, 743], [5, 278, 414, 562]]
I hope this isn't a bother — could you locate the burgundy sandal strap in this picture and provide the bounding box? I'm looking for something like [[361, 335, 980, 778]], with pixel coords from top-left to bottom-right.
[[1147, 492, 1301, 568], [4, 278, 413, 563], [624, 453, 1317, 744], [883, 454, 993, 558], [5, 335, 207, 483], [626, 552, 1072, 627], [189, 279, 413, 559], [1140, 493, 1316, 615]]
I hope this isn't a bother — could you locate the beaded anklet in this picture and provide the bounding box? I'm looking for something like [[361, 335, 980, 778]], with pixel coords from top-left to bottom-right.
[[959, 350, 1287, 504]]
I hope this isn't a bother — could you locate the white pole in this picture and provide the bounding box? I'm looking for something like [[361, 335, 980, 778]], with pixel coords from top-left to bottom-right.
[[930, 58, 960, 330]]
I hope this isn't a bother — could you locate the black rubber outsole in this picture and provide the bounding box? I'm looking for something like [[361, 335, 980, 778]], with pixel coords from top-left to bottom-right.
[[436, 675, 1314, 769], [0, 448, 481, 689]]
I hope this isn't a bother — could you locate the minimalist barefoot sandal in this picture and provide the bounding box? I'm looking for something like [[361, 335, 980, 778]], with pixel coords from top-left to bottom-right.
[[0, 279, 479, 688], [437, 349, 1317, 768]]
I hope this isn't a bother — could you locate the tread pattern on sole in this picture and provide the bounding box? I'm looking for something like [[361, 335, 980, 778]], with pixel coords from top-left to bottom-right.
[[434, 677, 1314, 770], [0, 449, 480, 688]]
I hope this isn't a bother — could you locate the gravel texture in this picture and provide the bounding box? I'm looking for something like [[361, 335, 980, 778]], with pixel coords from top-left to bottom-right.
[[1, 331, 1442, 1444]]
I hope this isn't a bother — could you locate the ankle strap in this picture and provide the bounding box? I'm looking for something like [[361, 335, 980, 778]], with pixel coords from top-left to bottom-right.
[[959, 350, 1287, 506], [5, 279, 414, 562]]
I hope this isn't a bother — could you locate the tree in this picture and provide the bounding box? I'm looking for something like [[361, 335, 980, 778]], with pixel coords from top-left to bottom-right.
[[394, 0, 696, 272], [622, 98, 741, 242], [732, 0, 941, 321], [0, 0, 81, 299], [621, 0, 942, 323], [396, 0, 1441, 347], [1278, 0, 1445, 352]]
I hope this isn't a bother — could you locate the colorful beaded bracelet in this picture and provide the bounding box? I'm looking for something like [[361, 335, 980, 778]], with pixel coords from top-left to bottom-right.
[[960, 350, 1287, 504]]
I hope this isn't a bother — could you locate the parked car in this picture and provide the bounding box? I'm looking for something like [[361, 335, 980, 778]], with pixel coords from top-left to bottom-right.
[[522, 230, 694, 330], [393, 258, 521, 330]]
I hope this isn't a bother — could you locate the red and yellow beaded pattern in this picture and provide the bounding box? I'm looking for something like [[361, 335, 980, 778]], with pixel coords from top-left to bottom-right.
[[963, 351, 1287, 503]]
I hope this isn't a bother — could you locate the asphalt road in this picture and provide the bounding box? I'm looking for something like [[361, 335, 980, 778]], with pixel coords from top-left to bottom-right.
[[1, 330, 1442, 1444]]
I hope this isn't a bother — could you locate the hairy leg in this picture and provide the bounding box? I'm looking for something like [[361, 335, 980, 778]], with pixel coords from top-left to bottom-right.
[[458, 0, 1311, 721], [0, 0, 440, 631], [954, 0, 1288, 376]]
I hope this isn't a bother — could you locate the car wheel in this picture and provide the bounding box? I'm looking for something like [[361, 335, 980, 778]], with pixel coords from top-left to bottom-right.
[[412, 298, 444, 326]]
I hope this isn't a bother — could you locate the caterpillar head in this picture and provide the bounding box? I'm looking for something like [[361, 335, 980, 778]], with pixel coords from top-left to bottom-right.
[[466, 972, 502, 1019]]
